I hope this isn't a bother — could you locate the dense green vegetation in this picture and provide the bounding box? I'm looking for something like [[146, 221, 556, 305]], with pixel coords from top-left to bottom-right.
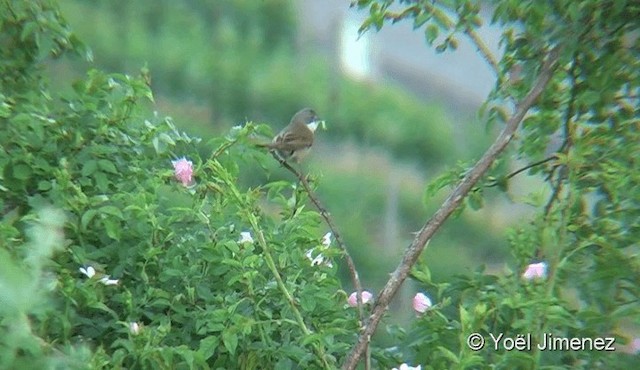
[[1, 0, 638, 368]]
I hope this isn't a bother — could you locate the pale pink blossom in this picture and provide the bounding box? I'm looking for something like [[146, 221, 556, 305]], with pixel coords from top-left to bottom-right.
[[522, 262, 547, 280], [347, 291, 373, 307], [413, 292, 432, 314], [172, 157, 193, 186]]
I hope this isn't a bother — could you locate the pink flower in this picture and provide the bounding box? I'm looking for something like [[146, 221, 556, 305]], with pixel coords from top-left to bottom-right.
[[172, 157, 193, 186], [347, 291, 373, 307], [522, 262, 547, 280], [413, 292, 432, 314]]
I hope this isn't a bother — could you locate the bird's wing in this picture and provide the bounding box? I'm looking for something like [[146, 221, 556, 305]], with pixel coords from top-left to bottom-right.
[[274, 129, 313, 150]]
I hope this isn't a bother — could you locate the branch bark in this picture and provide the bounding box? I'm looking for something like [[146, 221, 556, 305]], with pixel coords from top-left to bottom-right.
[[341, 45, 561, 370]]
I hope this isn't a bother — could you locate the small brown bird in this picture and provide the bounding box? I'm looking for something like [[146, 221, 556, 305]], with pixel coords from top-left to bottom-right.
[[259, 108, 321, 163]]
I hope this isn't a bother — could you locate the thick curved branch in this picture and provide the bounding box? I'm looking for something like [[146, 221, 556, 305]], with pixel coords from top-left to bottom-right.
[[342, 45, 561, 370]]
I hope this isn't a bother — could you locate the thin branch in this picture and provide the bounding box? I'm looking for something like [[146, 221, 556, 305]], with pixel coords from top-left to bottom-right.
[[506, 156, 556, 180], [248, 215, 332, 369], [545, 51, 579, 218], [273, 155, 369, 367], [561, 51, 580, 152], [484, 155, 557, 188], [424, 2, 500, 76], [544, 167, 564, 219], [211, 137, 239, 159], [342, 45, 562, 370], [278, 157, 365, 307], [465, 27, 500, 75]]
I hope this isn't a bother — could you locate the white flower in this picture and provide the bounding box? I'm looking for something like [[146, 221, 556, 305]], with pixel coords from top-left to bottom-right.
[[393, 364, 421, 370], [321, 232, 332, 247], [129, 322, 141, 335], [79, 266, 96, 278], [522, 262, 547, 280], [305, 249, 333, 268], [306, 250, 324, 266], [238, 231, 254, 244], [304, 232, 334, 267], [413, 292, 432, 314], [99, 276, 119, 286]]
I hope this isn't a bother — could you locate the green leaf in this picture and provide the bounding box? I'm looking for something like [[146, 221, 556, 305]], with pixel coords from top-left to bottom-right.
[[37, 180, 51, 191], [410, 265, 431, 284], [437, 345, 460, 363], [198, 336, 219, 360], [299, 295, 316, 311], [94, 171, 109, 191], [467, 190, 484, 210], [425, 24, 439, 44], [82, 160, 98, 177], [81, 209, 98, 230], [413, 11, 431, 29], [222, 330, 238, 355], [98, 159, 117, 174], [459, 305, 470, 330], [103, 218, 121, 241], [99, 205, 123, 219], [13, 163, 32, 180], [274, 358, 294, 370]]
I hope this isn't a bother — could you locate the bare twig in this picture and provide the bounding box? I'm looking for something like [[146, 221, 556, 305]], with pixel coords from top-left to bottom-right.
[[464, 27, 500, 75], [544, 167, 564, 219], [484, 155, 557, 188], [211, 138, 239, 159], [342, 46, 562, 370], [273, 155, 369, 367], [424, 2, 500, 76], [544, 51, 579, 219]]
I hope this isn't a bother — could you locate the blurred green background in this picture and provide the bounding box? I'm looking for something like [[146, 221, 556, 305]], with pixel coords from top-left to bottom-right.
[[50, 0, 517, 323]]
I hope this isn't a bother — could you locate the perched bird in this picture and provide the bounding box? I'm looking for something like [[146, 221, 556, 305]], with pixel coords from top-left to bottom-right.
[[258, 108, 321, 163]]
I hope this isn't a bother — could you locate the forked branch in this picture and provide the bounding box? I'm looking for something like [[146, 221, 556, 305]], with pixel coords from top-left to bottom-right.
[[342, 45, 562, 370]]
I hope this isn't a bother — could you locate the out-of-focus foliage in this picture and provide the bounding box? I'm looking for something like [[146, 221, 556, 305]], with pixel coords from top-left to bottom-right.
[[57, 0, 295, 121], [56, 0, 456, 165], [354, 0, 640, 368]]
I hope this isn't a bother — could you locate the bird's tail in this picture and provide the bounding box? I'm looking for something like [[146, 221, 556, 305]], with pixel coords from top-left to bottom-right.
[[248, 135, 275, 148], [254, 141, 275, 149]]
